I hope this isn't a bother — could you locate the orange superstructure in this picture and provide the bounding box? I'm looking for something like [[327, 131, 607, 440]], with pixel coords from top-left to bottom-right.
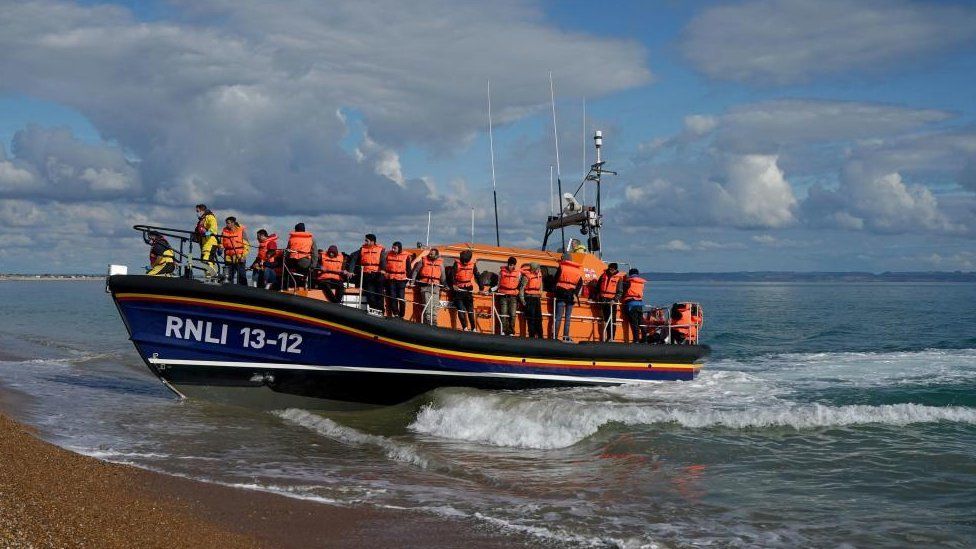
[[288, 242, 650, 343]]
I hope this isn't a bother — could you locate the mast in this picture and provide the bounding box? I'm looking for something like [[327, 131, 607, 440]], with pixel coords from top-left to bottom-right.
[[487, 79, 501, 247], [549, 71, 565, 251], [541, 128, 615, 257]]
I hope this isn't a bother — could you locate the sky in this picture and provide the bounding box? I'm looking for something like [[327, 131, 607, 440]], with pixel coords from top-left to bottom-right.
[[1, 0, 974, 273]]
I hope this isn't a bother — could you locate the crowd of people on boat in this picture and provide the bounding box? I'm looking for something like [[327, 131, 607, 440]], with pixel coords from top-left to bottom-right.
[[143, 204, 700, 344]]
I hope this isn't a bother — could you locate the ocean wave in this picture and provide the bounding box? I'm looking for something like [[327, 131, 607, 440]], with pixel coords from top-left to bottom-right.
[[710, 348, 976, 388], [275, 408, 431, 468], [410, 391, 976, 449]]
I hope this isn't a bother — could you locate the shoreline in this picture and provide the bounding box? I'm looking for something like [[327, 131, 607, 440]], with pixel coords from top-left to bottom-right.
[[0, 407, 539, 548]]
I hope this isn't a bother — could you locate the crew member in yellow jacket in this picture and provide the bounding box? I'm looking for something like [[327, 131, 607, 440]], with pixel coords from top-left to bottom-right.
[[194, 204, 219, 279], [146, 231, 176, 276]]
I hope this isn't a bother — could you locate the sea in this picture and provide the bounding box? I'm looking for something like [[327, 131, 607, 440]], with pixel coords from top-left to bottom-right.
[[0, 279, 974, 547]]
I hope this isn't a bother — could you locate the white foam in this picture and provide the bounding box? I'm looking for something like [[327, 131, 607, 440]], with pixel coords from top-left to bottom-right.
[[275, 408, 431, 468], [717, 348, 976, 389], [73, 448, 172, 460], [410, 391, 976, 449]]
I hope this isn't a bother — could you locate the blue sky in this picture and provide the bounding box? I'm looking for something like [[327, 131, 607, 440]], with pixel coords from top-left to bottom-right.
[[1, 0, 974, 273]]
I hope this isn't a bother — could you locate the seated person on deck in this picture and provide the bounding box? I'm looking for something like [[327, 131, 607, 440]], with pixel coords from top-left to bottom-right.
[[146, 231, 176, 276]]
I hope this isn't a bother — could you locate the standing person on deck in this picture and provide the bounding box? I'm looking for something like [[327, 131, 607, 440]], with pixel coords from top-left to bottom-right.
[[315, 245, 348, 303], [220, 217, 250, 285], [250, 230, 278, 288], [450, 249, 482, 331], [595, 263, 624, 341], [284, 223, 316, 287], [552, 253, 583, 342], [411, 248, 445, 326], [383, 242, 411, 318], [518, 262, 544, 338], [495, 256, 521, 335], [354, 234, 386, 314], [193, 204, 219, 280], [621, 268, 647, 343]]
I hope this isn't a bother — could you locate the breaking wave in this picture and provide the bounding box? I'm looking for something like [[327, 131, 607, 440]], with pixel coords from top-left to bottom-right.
[[410, 348, 976, 449], [410, 392, 976, 449], [276, 408, 431, 468]]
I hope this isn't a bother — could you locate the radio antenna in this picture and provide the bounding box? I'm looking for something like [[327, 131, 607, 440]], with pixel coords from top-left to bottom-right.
[[549, 71, 565, 251], [581, 97, 587, 209], [487, 79, 501, 247], [549, 165, 554, 216]]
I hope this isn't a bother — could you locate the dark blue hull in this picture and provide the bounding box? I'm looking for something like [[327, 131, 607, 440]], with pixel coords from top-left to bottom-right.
[[109, 276, 707, 409]]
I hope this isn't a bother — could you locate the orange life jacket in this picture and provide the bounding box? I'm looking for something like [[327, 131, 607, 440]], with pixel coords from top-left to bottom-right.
[[317, 252, 345, 281], [418, 257, 443, 285], [453, 260, 476, 288], [521, 267, 542, 296], [598, 271, 623, 299], [555, 260, 582, 291], [385, 251, 409, 281], [360, 244, 384, 274], [266, 248, 283, 275], [256, 234, 278, 263], [623, 276, 645, 303], [497, 265, 521, 295], [671, 303, 699, 340], [221, 225, 246, 260], [286, 231, 314, 260]]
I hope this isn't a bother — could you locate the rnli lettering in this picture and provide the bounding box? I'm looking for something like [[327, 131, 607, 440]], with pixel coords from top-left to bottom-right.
[[163, 316, 303, 354], [165, 316, 227, 344]]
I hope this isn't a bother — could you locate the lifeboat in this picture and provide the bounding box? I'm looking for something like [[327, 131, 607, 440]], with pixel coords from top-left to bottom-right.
[[107, 130, 709, 410]]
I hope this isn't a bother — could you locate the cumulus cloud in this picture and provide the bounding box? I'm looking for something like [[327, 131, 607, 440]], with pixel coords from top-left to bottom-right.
[[682, 0, 976, 84], [0, 0, 648, 214], [0, 125, 141, 200], [628, 98, 973, 237], [643, 99, 954, 160], [619, 154, 796, 230], [712, 154, 797, 228], [804, 163, 958, 233], [0, 0, 651, 270]]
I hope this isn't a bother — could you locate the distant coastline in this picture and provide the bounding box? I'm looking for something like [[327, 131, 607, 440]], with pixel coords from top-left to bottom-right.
[[0, 274, 104, 281], [643, 271, 976, 282]]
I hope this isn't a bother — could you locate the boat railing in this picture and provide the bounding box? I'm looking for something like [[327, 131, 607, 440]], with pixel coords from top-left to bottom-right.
[[135, 224, 249, 281], [326, 282, 701, 344]]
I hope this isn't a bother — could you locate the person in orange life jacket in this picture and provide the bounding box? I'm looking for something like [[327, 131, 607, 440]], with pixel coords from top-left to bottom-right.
[[384, 241, 412, 319], [518, 262, 544, 338], [621, 268, 647, 343], [220, 217, 250, 285], [494, 256, 521, 335], [146, 231, 176, 276], [284, 223, 316, 288], [193, 204, 219, 279], [350, 234, 386, 314], [645, 307, 669, 345], [595, 263, 624, 341], [250, 229, 278, 288], [552, 253, 583, 342], [316, 245, 349, 303], [410, 247, 445, 326], [449, 249, 482, 331], [670, 303, 700, 345]]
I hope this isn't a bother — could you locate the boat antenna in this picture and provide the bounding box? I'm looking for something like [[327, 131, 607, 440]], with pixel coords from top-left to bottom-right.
[[425, 210, 432, 248], [549, 165, 554, 216], [470, 207, 475, 242], [487, 79, 501, 247], [549, 71, 565, 251], [582, 97, 586, 210]]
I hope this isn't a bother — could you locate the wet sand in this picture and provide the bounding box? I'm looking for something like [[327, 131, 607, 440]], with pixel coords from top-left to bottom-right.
[[0, 411, 539, 548]]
